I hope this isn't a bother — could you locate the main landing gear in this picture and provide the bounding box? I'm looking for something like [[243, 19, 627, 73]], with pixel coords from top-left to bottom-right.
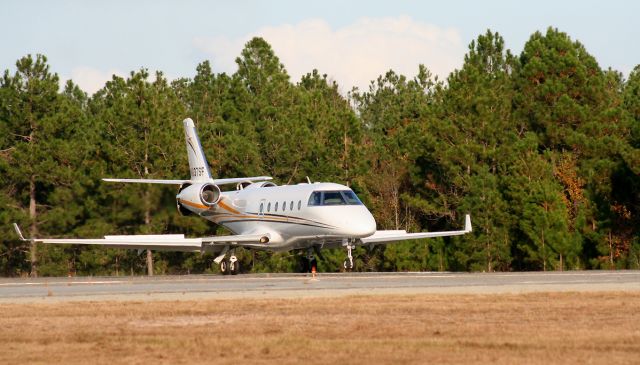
[[219, 250, 240, 275]]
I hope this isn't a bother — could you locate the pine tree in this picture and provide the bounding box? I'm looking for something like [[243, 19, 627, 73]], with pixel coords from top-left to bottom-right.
[[89, 69, 185, 275], [297, 70, 364, 185], [399, 31, 517, 271], [234, 37, 312, 183], [512, 28, 630, 269], [0, 55, 90, 276], [179, 60, 263, 178], [351, 66, 442, 270]]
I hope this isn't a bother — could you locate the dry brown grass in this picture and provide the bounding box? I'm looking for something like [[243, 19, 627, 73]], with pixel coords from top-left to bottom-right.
[[1, 292, 639, 364]]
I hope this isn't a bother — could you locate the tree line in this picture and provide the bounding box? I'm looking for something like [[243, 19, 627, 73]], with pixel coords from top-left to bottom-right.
[[1, 28, 639, 276]]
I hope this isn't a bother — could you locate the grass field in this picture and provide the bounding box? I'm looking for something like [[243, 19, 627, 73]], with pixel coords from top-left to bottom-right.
[[1, 292, 639, 364]]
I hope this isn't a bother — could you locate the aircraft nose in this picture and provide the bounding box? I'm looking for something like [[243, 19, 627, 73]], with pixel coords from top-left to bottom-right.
[[362, 213, 376, 236], [346, 208, 376, 237]]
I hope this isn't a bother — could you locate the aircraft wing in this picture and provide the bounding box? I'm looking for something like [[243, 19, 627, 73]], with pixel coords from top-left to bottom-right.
[[102, 176, 272, 186], [360, 214, 472, 244], [12, 224, 271, 252]]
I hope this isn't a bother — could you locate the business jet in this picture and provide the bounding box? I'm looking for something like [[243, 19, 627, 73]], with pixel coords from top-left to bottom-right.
[[14, 118, 471, 274]]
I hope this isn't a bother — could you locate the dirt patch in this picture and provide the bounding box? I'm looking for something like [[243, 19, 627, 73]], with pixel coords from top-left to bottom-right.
[[0, 292, 638, 364]]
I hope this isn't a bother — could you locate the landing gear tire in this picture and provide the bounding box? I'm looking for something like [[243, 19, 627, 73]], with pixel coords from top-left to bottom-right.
[[229, 256, 239, 275], [220, 259, 230, 275], [343, 259, 353, 272]]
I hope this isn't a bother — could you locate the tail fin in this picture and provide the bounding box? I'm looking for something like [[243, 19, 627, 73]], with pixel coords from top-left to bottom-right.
[[183, 118, 212, 182]]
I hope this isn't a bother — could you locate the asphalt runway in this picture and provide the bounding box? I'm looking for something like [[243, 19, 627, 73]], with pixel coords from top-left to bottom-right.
[[0, 271, 638, 303]]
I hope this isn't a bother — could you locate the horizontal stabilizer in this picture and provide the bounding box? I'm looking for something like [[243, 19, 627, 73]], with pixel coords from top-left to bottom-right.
[[102, 178, 191, 185], [102, 176, 272, 186]]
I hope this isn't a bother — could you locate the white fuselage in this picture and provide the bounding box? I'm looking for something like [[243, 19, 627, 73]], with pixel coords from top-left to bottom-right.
[[178, 182, 376, 251]]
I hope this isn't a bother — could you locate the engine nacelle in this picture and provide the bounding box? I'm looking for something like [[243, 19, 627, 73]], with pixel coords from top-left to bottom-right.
[[176, 183, 221, 214], [176, 183, 194, 216]]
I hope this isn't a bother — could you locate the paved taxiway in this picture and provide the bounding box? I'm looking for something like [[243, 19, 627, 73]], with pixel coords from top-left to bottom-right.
[[0, 271, 638, 302]]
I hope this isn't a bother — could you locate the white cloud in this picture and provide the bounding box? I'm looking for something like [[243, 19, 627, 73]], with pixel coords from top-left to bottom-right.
[[193, 16, 465, 92], [67, 66, 125, 95]]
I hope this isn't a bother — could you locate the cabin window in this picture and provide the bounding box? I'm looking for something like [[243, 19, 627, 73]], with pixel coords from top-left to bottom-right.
[[259, 202, 264, 214], [282, 201, 286, 211], [275, 202, 279, 211], [290, 201, 294, 211], [267, 202, 271, 212], [298, 200, 302, 210]]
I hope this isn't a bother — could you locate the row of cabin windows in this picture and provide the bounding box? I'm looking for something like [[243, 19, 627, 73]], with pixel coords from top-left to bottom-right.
[[260, 200, 303, 214], [258, 191, 363, 214]]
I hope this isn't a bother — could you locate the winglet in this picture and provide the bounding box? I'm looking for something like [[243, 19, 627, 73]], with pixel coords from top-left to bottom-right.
[[464, 214, 472, 233], [13, 223, 27, 241]]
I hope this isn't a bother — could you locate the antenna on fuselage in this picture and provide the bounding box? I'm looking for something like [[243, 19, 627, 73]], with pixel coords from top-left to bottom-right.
[[306, 176, 312, 184]]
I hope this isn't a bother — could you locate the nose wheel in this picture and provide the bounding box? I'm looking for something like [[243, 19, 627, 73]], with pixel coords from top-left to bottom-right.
[[343, 259, 353, 271]]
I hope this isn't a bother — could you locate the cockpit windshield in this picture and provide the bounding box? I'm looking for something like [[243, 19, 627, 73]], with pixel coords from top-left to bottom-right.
[[307, 190, 363, 206]]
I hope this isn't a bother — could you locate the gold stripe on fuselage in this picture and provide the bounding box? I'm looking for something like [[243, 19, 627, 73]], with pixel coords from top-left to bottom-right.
[[181, 197, 336, 229], [178, 197, 242, 215], [217, 199, 242, 215], [178, 198, 209, 210]]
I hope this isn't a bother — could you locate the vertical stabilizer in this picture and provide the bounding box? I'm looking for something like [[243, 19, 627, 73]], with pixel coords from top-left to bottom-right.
[[183, 118, 212, 181]]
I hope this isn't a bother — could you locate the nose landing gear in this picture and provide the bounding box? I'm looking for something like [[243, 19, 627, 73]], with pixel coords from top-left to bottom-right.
[[343, 240, 354, 271]]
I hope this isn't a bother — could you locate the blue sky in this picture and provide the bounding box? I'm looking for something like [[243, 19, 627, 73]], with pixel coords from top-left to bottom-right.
[[3, 0, 638, 93]]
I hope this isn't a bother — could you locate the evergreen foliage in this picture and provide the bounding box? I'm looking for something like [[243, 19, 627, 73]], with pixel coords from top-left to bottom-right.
[[1, 30, 638, 275]]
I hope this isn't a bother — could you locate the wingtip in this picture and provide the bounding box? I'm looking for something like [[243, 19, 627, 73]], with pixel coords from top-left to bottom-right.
[[465, 214, 472, 233]]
